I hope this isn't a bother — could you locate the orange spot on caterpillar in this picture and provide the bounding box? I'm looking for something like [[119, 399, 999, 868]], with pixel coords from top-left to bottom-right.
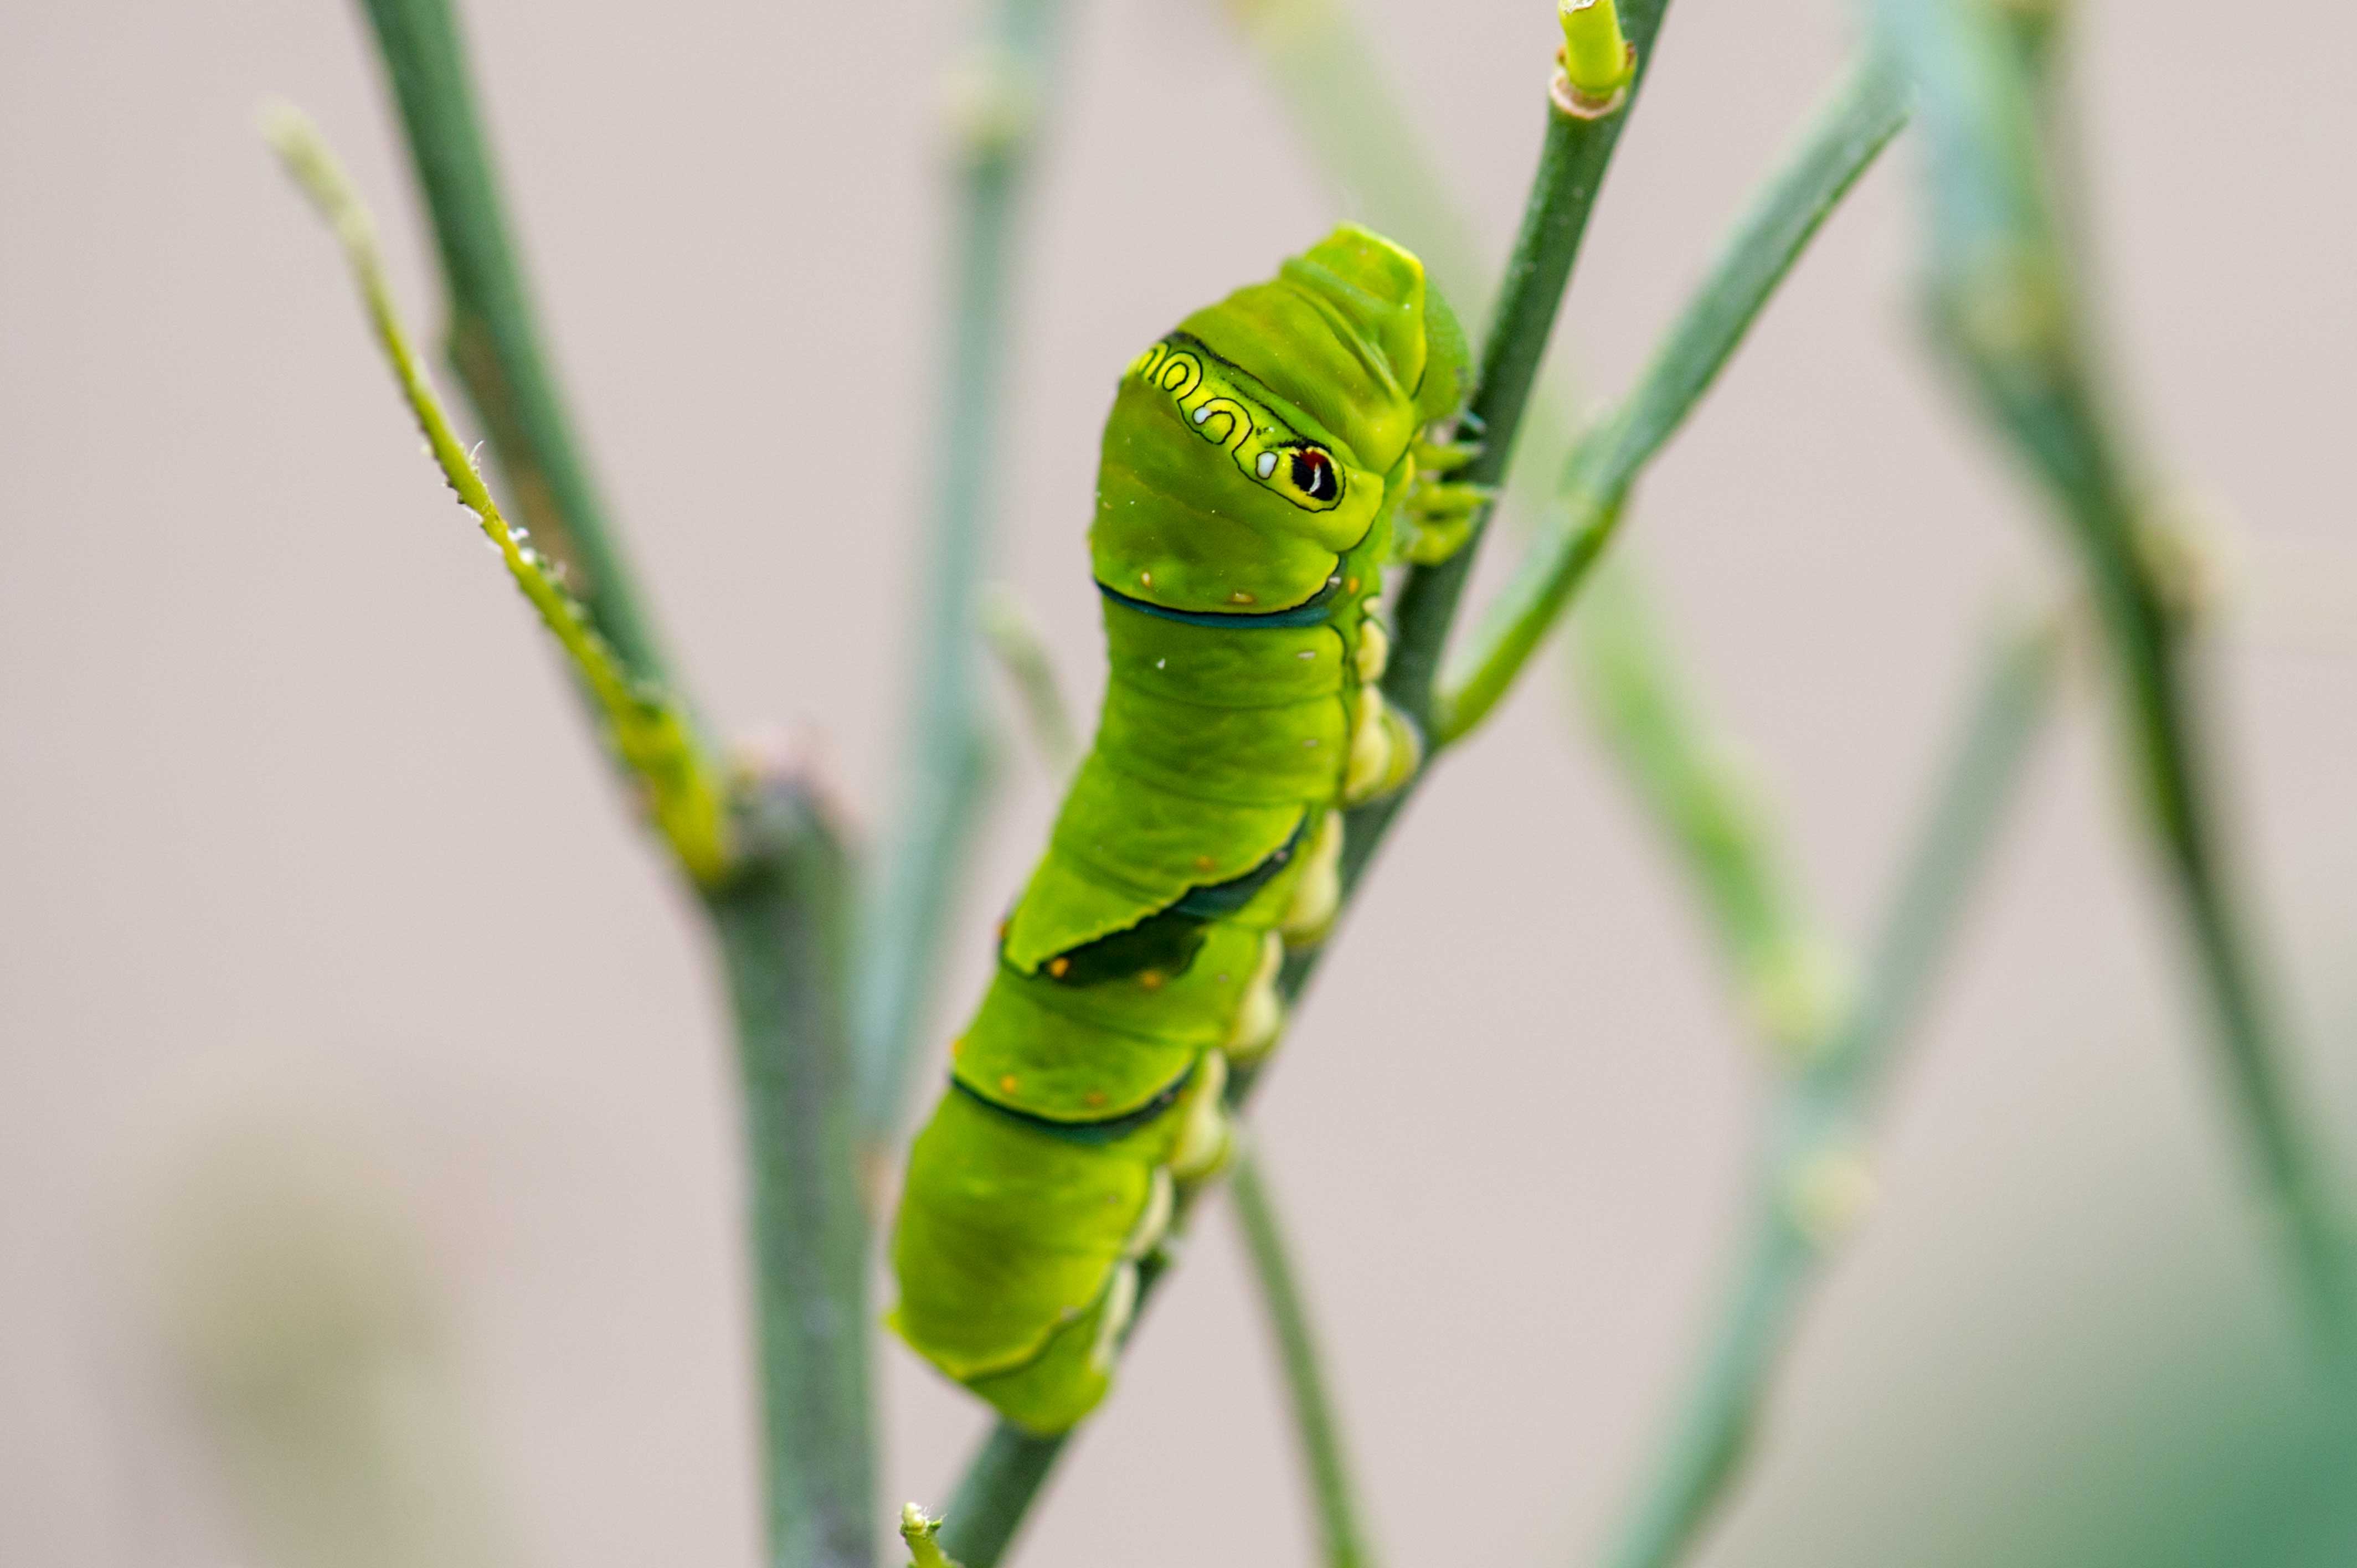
[[999, 1074, 1020, 1094], [1048, 957, 1071, 978], [1229, 591, 1256, 605], [1084, 1090, 1107, 1108], [1193, 854, 1215, 871], [1139, 971, 1165, 992], [1346, 575, 1360, 594]]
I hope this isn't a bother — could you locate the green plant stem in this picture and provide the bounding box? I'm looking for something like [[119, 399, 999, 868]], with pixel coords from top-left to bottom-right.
[[712, 783, 876, 1568], [1229, 1148, 1377, 1568], [936, 11, 1677, 1555], [936, 1424, 1066, 1568], [354, 0, 674, 690], [1377, 7, 1669, 746], [1603, 616, 2062, 1568], [1439, 57, 1912, 744], [856, 0, 1068, 1151], [342, 7, 882, 1560], [265, 105, 734, 885], [1868, 0, 2350, 1337]]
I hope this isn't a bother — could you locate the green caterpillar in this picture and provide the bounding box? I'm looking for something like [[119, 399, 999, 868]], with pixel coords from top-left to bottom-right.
[[889, 226, 1476, 1434]]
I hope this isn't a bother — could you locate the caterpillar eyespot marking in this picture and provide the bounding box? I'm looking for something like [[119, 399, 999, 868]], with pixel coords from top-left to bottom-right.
[[889, 225, 1468, 1437], [1128, 334, 1346, 514]]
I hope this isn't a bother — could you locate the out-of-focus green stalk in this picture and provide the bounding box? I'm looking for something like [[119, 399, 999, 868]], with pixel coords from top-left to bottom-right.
[[1570, 563, 1850, 1058], [1866, 0, 2351, 1338], [1229, 1148, 1378, 1568], [857, 0, 1069, 1153], [1599, 615, 2063, 1568], [979, 586, 1080, 781]]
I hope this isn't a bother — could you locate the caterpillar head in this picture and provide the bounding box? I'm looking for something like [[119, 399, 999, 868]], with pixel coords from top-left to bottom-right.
[[1092, 227, 1455, 617]]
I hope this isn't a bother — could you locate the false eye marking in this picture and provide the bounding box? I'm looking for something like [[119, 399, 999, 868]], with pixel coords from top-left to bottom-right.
[[1288, 448, 1339, 503], [1129, 333, 1345, 512]]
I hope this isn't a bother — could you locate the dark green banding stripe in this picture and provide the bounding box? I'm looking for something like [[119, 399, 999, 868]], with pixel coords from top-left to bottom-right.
[[1098, 572, 1344, 631], [949, 1064, 1197, 1146], [1172, 813, 1310, 917]]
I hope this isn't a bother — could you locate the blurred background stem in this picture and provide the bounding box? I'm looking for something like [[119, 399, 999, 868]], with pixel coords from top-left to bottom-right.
[[1584, 601, 2062, 1568], [855, 0, 1071, 1154], [1867, 0, 2352, 1338]]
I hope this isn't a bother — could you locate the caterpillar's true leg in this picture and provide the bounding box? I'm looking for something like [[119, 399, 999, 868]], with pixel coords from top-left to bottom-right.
[[1394, 431, 1493, 565]]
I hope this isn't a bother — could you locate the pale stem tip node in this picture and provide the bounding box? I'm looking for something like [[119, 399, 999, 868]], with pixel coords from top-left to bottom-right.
[[900, 1503, 966, 1568], [1784, 1145, 1880, 1248], [1555, 0, 1635, 116]]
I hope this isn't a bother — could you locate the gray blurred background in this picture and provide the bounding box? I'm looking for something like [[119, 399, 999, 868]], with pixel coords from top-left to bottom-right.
[[4, 1, 2355, 1564]]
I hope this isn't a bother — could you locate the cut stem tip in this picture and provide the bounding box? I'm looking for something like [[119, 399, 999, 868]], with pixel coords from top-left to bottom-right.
[[1556, 0, 1636, 115]]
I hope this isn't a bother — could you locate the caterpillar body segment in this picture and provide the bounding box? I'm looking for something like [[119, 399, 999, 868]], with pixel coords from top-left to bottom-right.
[[890, 226, 1471, 1434]]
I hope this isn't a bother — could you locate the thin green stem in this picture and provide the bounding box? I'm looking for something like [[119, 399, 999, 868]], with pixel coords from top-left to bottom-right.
[[333, 7, 886, 1556], [1868, 0, 2351, 1338], [1379, 11, 1666, 744], [1602, 616, 2062, 1568], [1229, 1149, 1378, 1568], [265, 104, 734, 885], [935, 1425, 1067, 1568], [712, 782, 877, 1568], [354, 0, 674, 690], [1304, 0, 1677, 985], [1439, 57, 1912, 745], [856, 0, 1069, 1151]]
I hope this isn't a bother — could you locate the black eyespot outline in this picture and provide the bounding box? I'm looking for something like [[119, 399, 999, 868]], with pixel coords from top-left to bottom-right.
[[1288, 446, 1340, 503]]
